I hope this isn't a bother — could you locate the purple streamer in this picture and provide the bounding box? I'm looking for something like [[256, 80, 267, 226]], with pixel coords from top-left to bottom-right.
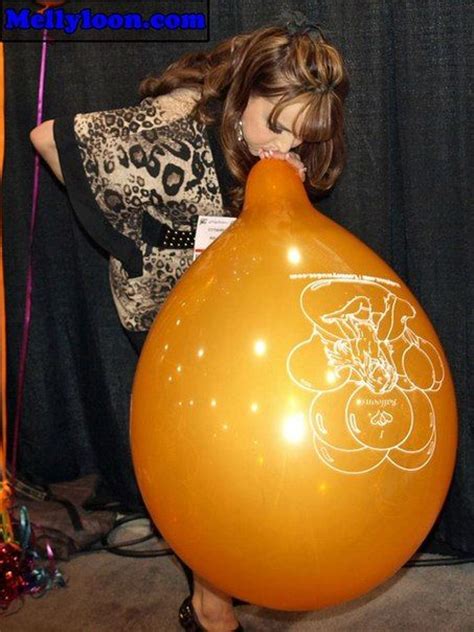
[[11, 29, 49, 479]]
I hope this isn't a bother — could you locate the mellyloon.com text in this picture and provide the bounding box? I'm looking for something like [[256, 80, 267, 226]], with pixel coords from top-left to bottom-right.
[[3, 7, 206, 35]]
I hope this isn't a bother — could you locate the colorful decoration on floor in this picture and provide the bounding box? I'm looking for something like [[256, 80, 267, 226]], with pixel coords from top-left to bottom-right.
[[131, 158, 458, 611], [1, 508, 66, 610]]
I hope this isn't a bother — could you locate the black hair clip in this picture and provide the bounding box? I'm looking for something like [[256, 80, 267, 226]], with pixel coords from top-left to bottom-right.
[[279, 9, 326, 41]]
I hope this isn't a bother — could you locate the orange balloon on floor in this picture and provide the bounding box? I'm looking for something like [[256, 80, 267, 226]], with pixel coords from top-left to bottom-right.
[[130, 159, 457, 610]]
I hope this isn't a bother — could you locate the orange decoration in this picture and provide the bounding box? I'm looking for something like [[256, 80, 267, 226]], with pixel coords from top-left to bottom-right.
[[131, 159, 457, 610], [0, 41, 13, 538], [0, 43, 3, 170]]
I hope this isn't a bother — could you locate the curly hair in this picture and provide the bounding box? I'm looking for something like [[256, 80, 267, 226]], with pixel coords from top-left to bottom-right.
[[139, 24, 350, 215]]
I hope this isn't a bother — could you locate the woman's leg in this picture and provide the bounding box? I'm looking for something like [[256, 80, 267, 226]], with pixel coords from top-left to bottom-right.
[[192, 572, 240, 631]]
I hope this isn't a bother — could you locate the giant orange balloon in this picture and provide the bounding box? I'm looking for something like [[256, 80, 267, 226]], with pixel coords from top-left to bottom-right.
[[131, 159, 457, 610]]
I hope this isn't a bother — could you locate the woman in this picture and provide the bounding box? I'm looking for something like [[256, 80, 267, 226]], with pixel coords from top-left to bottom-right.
[[30, 13, 349, 632]]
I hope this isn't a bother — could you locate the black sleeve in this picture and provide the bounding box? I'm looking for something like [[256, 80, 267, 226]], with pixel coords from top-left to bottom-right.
[[53, 113, 143, 277]]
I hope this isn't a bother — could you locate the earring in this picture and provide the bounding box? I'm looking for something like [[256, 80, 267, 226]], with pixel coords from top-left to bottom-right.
[[236, 119, 244, 142]]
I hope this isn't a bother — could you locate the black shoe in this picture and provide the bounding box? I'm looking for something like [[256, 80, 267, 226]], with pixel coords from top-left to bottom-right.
[[174, 555, 250, 608], [178, 595, 245, 631]]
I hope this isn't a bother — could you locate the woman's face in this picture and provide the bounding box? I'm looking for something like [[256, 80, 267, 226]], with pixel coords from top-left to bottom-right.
[[240, 95, 305, 156]]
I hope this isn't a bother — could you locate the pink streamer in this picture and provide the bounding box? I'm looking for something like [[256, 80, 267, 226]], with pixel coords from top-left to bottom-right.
[[11, 29, 49, 479]]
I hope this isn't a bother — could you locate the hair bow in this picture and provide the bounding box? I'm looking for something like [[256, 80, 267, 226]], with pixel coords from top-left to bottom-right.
[[279, 9, 326, 40]]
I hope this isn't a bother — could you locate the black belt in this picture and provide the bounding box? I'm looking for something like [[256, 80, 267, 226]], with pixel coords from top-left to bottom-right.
[[141, 211, 199, 250]]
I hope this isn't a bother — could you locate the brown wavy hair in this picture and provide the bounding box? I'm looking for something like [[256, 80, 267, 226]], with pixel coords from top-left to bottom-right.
[[139, 24, 349, 215]]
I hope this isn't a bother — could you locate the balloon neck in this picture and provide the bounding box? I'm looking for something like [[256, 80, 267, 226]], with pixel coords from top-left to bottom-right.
[[241, 159, 316, 223]]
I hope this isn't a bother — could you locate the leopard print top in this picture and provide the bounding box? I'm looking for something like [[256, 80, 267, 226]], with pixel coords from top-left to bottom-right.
[[54, 87, 233, 332]]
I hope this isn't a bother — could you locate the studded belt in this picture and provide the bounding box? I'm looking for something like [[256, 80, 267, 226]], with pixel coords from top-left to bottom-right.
[[141, 211, 199, 250]]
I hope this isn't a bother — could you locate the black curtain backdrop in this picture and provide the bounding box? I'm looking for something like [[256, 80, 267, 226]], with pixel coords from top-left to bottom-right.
[[4, 2, 473, 552]]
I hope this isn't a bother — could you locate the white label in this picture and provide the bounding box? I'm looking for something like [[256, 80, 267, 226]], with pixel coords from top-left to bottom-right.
[[193, 215, 236, 261]]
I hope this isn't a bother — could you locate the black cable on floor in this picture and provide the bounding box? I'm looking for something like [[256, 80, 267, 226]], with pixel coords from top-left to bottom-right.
[[404, 556, 474, 567], [100, 513, 174, 558]]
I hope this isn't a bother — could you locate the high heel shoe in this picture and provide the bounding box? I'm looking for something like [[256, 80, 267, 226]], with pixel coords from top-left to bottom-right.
[[178, 595, 245, 631], [174, 555, 249, 607], [174, 555, 246, 631]]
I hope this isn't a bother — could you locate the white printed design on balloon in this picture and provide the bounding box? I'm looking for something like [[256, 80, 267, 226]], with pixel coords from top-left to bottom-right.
[[287, 277, 444, 475]]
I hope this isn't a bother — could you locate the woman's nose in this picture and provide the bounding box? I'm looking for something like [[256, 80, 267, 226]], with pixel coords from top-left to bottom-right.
[[275, 135, 293, 154]]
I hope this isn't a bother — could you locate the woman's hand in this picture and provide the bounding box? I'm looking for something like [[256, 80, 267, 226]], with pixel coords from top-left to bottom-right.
[[258, 148, 307, 182]]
